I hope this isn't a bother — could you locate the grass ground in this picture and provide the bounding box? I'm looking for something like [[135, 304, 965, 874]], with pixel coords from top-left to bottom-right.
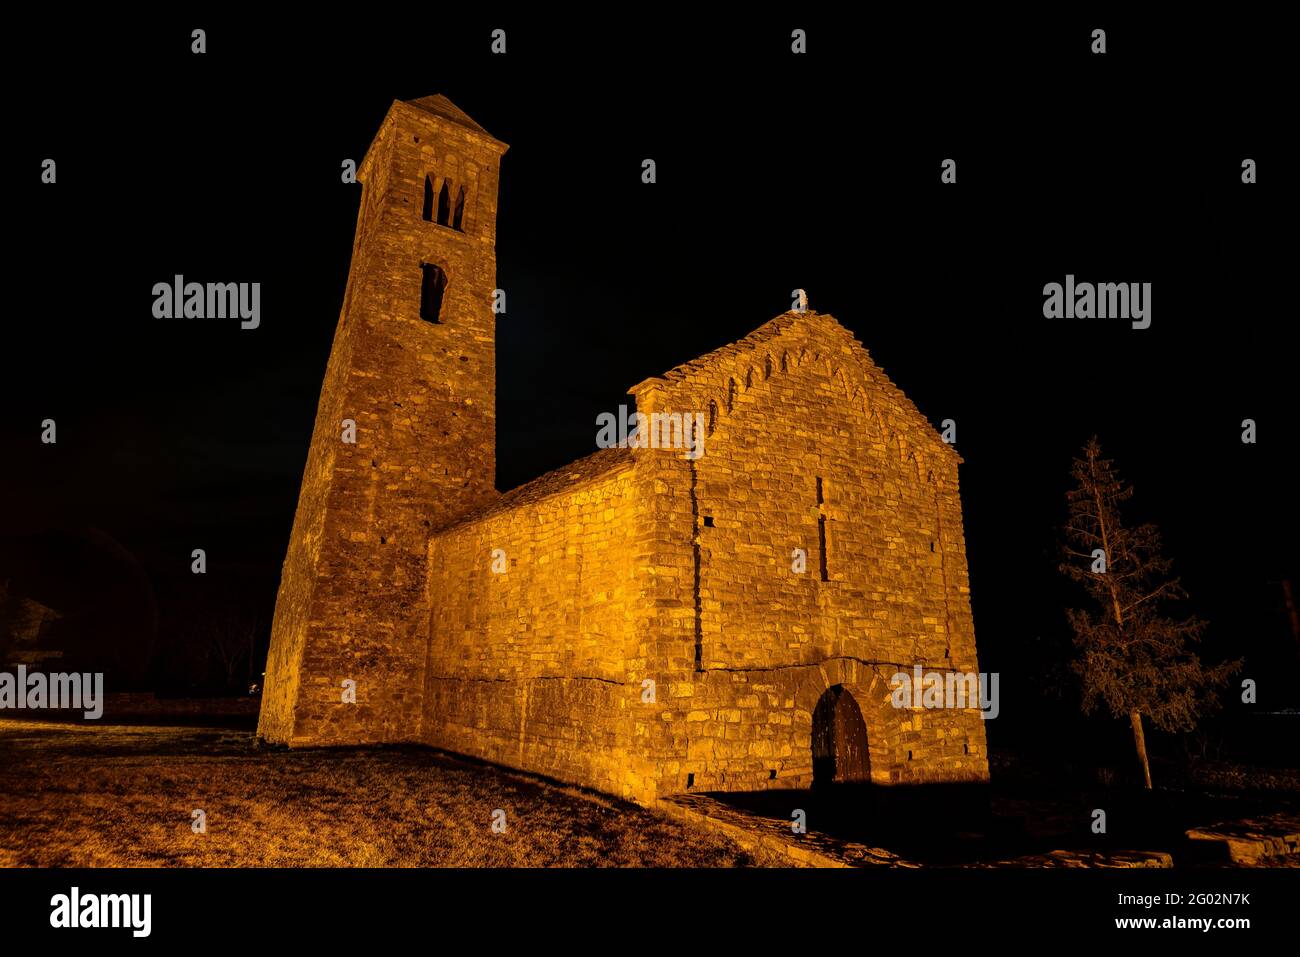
[[0, 719, 771, 867]]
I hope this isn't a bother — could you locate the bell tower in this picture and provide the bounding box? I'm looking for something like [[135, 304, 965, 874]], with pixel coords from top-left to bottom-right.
[[259, 95, 508, 746]]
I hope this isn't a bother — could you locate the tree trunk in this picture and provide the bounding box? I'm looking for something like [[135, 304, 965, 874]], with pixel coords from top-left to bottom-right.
[[1129, 709, 1153, 789]]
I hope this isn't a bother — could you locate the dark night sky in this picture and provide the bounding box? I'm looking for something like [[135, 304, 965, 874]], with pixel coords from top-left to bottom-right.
[[4, 15, 1296, 725]]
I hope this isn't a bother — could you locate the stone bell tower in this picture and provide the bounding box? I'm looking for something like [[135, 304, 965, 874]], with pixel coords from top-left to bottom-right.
[[259, 95, 508, 746]]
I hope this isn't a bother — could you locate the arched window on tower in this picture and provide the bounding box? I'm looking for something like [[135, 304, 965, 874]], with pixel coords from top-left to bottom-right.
[[419, 263, 448, 323], [422, 175, 436, 222], [452, 186, 467, 231], [437, 180, 452, 226]]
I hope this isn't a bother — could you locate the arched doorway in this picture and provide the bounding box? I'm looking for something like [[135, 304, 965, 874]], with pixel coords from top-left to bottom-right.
[[812, 685, 871, 786]]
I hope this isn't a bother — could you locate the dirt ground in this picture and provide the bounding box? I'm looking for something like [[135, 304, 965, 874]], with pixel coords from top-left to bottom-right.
[[0, 719, 772, 867], [4, 718, 1295, 869]]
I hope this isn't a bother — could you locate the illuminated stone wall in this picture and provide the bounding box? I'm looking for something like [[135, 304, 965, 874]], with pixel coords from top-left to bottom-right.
[[623, 311, 989, 802], [259, 96, 506, 746], [423, 448, 638, 798], [260, 96, 989, 808], [417, 311, 988, 805]]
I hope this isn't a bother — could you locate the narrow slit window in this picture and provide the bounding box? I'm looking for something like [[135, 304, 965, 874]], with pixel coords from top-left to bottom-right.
[[437, 180, 452, 226], [419, 263, 448, 323], [816, 477, 829, 582], [422, 175, 435, 222], [452, 186, 467, 231]]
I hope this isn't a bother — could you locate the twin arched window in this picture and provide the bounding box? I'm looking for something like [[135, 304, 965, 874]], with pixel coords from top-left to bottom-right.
[[423, 174, 466, 231]]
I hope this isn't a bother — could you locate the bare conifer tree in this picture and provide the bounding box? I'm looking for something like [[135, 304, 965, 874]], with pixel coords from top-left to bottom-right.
[[1060, 437, 1239, 789]]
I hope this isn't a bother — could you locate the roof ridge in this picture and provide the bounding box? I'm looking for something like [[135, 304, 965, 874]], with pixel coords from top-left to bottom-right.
[[433, 446, 635, 534], [630, 309, 958, 462], [404, 94, 495, 138]]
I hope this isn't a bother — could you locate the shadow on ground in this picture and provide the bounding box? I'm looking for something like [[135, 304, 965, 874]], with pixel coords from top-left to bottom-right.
[[703, 776, 1300, 866]]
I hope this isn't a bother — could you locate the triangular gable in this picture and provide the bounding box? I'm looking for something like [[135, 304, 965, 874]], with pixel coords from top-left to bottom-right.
[[628, 310, 960, 465]]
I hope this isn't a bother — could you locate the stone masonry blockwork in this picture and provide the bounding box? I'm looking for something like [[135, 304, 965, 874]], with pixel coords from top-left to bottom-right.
[[259, 95, 991, 807]]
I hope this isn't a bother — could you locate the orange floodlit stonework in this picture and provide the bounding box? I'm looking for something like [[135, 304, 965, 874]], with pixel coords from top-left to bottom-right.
[[258, 95, 990, 806]]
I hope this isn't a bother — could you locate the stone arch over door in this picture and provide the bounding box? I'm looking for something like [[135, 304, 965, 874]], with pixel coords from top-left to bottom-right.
[[812, 684, 871, 786]]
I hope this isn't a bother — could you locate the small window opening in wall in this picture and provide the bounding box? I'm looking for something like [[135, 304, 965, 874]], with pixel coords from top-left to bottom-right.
[[769, 769, 777, 780], [703, 515, 714, 527], [963, 743, 969, 754], [452, 185, 466, 231], [380, 536, 387, 545], [437, 179, 452, 225], [687, 773, 695, 789], [816, 477, 829, 582], [907, 750, 913, 761], [422, 175, 435, 222], [930, 541, 936, 552], [419, 263, 448, 323]]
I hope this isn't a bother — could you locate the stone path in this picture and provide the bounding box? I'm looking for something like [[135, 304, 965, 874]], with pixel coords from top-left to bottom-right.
[[658, 793, 913, 868], [1185, 812, 1300, 864]]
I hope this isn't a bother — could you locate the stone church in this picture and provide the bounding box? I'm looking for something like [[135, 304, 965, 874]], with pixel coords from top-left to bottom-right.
[[259, 94, 990, 806]]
